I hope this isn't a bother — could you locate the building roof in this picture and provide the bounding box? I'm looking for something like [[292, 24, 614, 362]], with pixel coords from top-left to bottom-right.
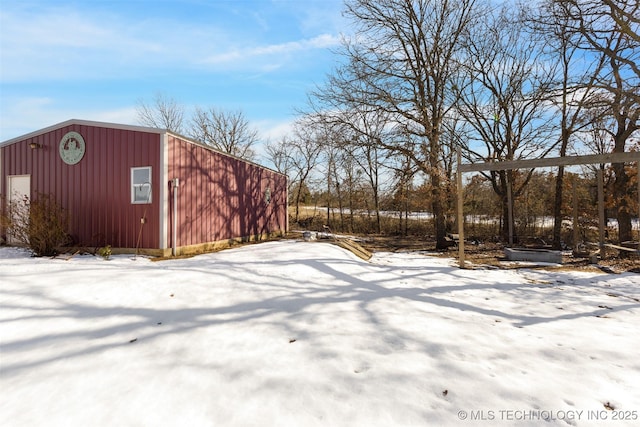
[[0, 119, 166, 148]]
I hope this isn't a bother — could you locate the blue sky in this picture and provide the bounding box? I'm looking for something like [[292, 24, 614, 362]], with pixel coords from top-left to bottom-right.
[[0, 0, 348, 144]]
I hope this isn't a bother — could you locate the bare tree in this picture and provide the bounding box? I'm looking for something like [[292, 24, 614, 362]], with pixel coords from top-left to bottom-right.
[[264, 139, 294, 177], [283, 119, 324, 223], [190, 107, 259, 161], [315, 124, 342, 227], [457, 5, 555, 242], [340, 111, 391, 234], [315, 0, 478, 248], [559, 0, 640, 84], [554, 0, 639, 245], [387, 151, 419, 236], [579, 100, 617, 157], [136, 92, 185, 133], [302, 104, 391, 233], [528, 1, 605, 249]]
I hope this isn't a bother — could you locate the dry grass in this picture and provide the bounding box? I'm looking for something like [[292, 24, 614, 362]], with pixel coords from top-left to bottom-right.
[[289, 207, 640, 273], [356, 235, 640, 274]]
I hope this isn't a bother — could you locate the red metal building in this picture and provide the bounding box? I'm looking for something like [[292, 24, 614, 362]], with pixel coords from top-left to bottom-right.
[[0, 119, 288, 256]]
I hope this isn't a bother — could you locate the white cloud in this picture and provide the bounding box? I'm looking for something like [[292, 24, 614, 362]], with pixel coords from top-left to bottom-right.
[[254, 34, 340, 55], [0, 2, 345, 142], [0, 6, 227, 82], [281, 0, 348, 36], [200, 34, 341, 71], [0, 4, 342, 82], [256, 118, 295, 142]]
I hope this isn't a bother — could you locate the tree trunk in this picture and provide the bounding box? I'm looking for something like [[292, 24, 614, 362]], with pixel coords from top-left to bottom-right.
[[613, 122, 633, 248], [496, 171, 508, 243], [432, 172, 448, 249], [427, 168, 444, 249], [613, 161, 632, 243], [501, 193, 510, 243]]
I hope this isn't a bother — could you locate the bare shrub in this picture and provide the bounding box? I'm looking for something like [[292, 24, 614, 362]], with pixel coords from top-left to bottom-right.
[[2, 193, 70, 256]]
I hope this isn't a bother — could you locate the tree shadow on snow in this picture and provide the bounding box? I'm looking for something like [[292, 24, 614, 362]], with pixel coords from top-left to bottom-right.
[[1, 243, 638, 376]]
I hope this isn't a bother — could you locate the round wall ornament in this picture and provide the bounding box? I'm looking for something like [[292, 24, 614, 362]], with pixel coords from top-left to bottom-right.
[[59, 131, 86, 165]]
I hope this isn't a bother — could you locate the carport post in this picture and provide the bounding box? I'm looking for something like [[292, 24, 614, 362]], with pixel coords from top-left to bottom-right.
[[572, 180, 579, 253], [598, 169, 605, 258], [457, 148, 466, 268]]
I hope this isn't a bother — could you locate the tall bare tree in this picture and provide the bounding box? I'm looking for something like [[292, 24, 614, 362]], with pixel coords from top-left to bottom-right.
[[554, 0, 639, 245], [316, 0, 478, 248], [528, 1, 605, 249], [136, 92, 185, 134], [457, 5, 555, 242], [340, 110, 390, 234], [302, 102, 392, 233], [560, 0, 640, 83], [281, 119, 324, 223], [190, 107, 259, 160]]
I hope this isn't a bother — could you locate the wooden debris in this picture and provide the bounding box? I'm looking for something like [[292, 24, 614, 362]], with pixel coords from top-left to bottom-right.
[[333, 239, 372, 261]]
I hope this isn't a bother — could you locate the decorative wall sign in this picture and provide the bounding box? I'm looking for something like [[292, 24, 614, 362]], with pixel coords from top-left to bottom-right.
[[59, 131, 86, 165]]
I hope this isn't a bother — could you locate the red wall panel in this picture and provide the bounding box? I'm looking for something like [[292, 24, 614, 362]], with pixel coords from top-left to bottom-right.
[[167, 136, 287, 249], [2, 122, 286, 253], [1, 123, 161, 250]]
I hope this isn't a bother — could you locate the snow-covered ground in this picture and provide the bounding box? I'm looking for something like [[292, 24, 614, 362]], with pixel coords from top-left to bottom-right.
[[1, 240, 639, 426]]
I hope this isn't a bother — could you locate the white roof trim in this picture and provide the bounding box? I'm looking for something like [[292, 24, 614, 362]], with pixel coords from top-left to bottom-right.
[[0, 119, 167, 147]]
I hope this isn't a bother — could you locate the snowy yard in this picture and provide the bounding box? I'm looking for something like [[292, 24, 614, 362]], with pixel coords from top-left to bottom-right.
[[1, 240, 639, 426]]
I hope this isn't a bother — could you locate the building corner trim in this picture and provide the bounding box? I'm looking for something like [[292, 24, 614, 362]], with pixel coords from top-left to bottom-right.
[[159, 133, 169, 249]]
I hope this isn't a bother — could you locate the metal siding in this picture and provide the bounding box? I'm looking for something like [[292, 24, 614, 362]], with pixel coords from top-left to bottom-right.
[[111, 128, 123, 245], [197, 147, 205, 242], [166, 135, 287, 248], [187, 144, 196, 245], [1, 124, 162, 250], [0, 149, 3, 231], [181, 142, 191, 245]]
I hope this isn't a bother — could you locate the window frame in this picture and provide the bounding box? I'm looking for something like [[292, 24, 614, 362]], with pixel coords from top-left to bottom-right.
[[131, 166, 152, 204]]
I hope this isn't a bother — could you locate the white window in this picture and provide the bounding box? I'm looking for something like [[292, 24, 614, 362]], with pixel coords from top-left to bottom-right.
[[131, 167, 152, 204]]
